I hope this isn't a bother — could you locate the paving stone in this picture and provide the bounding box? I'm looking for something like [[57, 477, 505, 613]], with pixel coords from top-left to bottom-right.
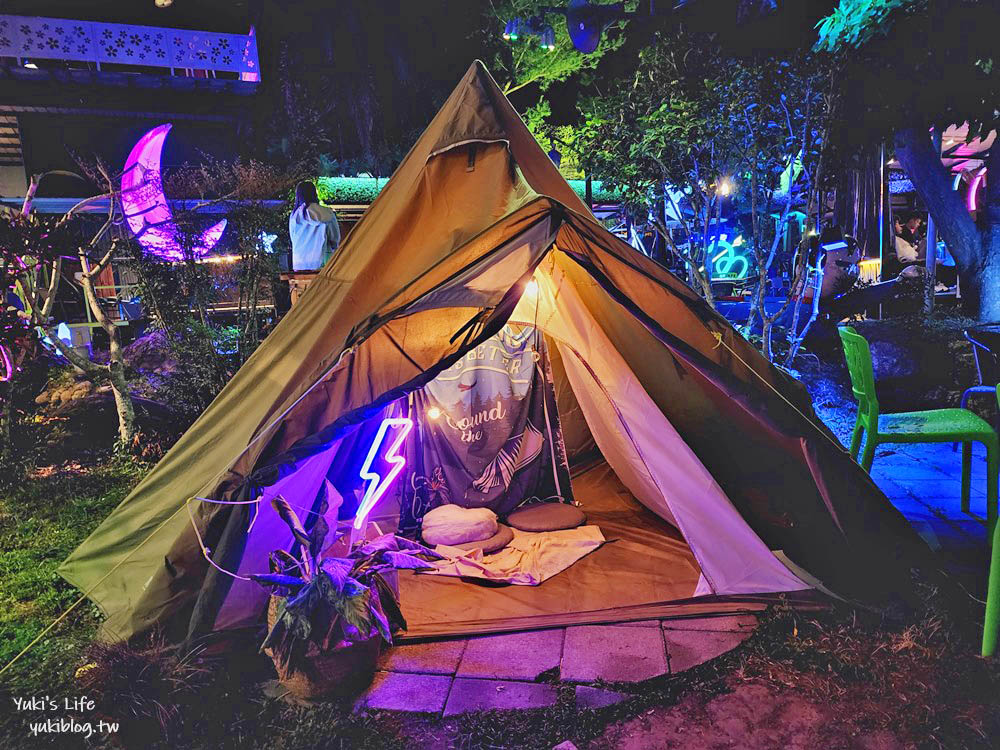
[[443, 678, 558, 715], [561, 625, 667, 683], [354, 671, 452, 713], [664, 629, 752, 673], [661, 614, 757, 632], [378, 638, 466, 675], [894, 478, 985, 498], [575, 685, 629, 709], [457, 629, 563, 680]]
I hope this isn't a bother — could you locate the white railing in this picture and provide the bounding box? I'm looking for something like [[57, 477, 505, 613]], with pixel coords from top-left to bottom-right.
[[0, 15, 259, 79]]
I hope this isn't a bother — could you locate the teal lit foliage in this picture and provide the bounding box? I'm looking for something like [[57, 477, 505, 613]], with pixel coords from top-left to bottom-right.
[[814, 0, 917, 52], [316, 176, 620, 205]]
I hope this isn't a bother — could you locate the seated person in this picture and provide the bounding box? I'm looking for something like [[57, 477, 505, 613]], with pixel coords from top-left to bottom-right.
[[289, 180, 341, 271], [893, 213, 923, 265]]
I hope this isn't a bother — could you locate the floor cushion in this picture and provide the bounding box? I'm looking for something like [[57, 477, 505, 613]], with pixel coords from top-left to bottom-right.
[[507, 502, 586, 532], [451, 523, 515, 554], [421, 504, 498, 546]]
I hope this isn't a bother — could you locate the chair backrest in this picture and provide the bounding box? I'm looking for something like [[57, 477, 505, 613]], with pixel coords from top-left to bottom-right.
[[838, 325, 879, 420], [966, 328, 1000, 387]]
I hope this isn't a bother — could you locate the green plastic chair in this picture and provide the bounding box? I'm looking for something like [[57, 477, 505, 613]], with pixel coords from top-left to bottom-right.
[[983, 386, 1000, 657], [838, 326, 998, 524]]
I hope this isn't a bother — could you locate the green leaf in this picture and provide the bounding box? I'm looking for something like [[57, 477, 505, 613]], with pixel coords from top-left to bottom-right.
[[270, 494, 311, 553]]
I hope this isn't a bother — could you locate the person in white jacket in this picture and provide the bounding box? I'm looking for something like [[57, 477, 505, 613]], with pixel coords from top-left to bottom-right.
[[289, 180, 341, 271]]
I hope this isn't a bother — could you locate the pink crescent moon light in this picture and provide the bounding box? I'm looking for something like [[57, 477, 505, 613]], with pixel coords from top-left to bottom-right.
[[120, 124, 227, 261]]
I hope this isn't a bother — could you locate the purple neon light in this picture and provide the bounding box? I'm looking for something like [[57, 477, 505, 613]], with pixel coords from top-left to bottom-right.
[[968, 168, 987, 212], [120, 124, 227, 261], [354, 417, 414, 531], [0, 344, 11, 382]]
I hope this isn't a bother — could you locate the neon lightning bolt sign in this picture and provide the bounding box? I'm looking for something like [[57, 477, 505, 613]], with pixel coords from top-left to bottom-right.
[[354, 417, 414, 530]]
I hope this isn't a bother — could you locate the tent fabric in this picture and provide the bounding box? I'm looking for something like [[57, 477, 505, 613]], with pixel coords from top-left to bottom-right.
[[397, 464, 703, 638], [506, 262, 808, 596], [60, 61, 933, 645]]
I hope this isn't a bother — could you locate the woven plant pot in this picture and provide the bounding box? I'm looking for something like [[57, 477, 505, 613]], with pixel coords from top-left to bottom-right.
[[266, 597, 382, 700]]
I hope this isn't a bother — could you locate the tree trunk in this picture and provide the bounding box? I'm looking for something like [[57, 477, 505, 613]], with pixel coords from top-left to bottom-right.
[[980, 142, 1000, 322], [893, 125, 992, 318]]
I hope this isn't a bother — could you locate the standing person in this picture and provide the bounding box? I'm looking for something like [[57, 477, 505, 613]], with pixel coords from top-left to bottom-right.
[[289, 180, 341, 271]]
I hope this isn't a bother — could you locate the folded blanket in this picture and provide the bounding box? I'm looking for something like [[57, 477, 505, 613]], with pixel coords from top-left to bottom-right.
[[424, 525, 606, 585]]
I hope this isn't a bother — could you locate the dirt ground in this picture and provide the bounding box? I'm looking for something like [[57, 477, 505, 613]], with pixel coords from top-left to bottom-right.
[[594, 682, 905, 750]]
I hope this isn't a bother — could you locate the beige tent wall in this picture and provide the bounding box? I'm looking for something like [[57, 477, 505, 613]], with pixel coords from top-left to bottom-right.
[[510, 256, 809, 596]]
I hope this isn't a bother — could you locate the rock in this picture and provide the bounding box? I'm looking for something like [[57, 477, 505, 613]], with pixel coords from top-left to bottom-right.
[[421, 505, 498, 546], [575, 686, 629, 710]]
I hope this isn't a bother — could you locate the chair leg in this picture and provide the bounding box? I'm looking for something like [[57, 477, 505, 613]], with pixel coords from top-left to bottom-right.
[[860, 437, 877, 472], [849, 421, 864, 462], [983, 517, 1000, 657], [987, 436, 999, 526], [955, 391, 975, 453], [962, 442, 972, 515]]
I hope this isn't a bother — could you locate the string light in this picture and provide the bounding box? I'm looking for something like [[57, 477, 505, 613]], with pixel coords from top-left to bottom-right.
[[427, 407, 442, 420]]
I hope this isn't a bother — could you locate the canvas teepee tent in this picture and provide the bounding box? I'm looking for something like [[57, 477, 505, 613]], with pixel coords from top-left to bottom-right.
[[60, 62, 929, 644]]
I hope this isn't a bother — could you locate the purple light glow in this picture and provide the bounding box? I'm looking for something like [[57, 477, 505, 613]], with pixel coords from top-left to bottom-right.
[[968, 168, 987, 212], [355, 417, 414, 531], [0, 344, 12, 382], [120, 124, 226, 261]]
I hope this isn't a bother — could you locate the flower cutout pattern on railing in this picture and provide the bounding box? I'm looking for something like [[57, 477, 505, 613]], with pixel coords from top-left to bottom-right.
[[0, 14, 259, 77]]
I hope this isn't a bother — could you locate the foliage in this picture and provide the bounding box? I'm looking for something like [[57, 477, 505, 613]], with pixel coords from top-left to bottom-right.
[[475, 1, 629, 96], [315, 174, 620, 204], [252, 495, 443, 675], [575, 26, 838, 354], [814, 0, 917, 52], [165, 158, 296, 360], [75, 635, 210, 745], [148, 321, 236, 427], [0, 211, 67, 462]]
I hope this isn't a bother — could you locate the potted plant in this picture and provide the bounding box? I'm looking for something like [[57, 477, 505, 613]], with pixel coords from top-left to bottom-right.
[[251, 495, 443, 699]]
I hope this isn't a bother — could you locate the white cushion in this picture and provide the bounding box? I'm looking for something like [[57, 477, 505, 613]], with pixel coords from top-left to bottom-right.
[[421, 504, 498, 546]]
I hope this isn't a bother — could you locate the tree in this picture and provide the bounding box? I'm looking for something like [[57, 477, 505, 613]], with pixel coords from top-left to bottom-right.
[[575, 31, 741, 309], [12, 168, 139, 446], [575, 31, 834, 337], [815, 0, 1000, 321], [0, 204, 64, 462], [732, 53, 838, 362], [475, 1, 627, 96]]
